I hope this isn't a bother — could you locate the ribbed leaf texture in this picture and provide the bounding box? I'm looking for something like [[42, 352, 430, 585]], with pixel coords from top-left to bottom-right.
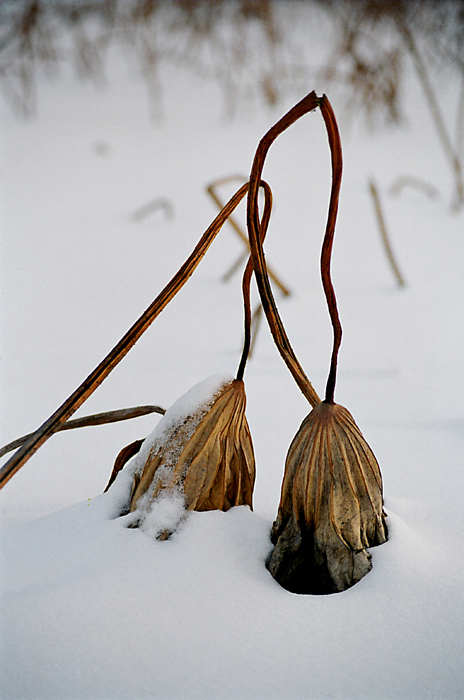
[[129, 379, 255, 519], [267, 402, 388, 594]]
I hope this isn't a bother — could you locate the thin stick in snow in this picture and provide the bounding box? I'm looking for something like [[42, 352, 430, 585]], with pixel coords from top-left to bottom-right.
[[0, 183, 249, 490], [0, 406, 165, 459], [369, 177, 406, 288]]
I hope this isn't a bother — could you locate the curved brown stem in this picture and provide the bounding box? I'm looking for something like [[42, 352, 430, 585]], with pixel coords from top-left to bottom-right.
[[0, 183, 249, 490], [319, 95, 343, 404], [246, 91, 321, 407], [207, 176, 291, 296], [0, 405, 165, 459], [236, 180, 273, 381]]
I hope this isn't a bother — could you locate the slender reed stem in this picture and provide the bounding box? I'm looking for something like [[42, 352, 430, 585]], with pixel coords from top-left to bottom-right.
[[0, 184, 249, 490], [207, 177, 291, 296], [249, 304, 263, 359]]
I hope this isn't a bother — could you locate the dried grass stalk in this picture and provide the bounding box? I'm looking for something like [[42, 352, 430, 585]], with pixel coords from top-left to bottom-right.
[[368, 177, 405, 288], [129, 379, 255, 520], [267, 401, 387, 594], [207, 176, 291, 296]]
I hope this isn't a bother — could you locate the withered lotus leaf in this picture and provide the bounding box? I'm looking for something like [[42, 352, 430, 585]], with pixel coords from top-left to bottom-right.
[[267, 401, 388, 595], [129, 379, 255, 521]]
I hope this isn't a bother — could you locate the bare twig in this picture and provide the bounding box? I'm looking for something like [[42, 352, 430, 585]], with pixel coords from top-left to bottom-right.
[[0, 405, 165, 460], [318, 95, 344, 404], [369, 178, 406, 288], [221, 249, 248, 282], [236, 180, 273, 382], [209, 175, 290, 365], [249, 304, 263, 359]]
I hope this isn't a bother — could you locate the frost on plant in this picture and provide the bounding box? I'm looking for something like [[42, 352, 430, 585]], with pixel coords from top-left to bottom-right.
[[0, 90, 389, 596], [126, 374, 255, 538]]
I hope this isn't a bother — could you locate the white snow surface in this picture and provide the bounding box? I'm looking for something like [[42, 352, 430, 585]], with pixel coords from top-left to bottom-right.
[[1, 21, 464, 700]]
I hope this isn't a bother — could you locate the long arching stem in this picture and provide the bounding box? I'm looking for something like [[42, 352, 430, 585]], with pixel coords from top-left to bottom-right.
[[0, 184, 250, 490], [246, 92, 344, 407], [247, 91, 321, 408]]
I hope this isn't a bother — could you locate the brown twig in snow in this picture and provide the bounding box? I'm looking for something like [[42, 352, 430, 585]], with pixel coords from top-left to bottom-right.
[[0, 182, 250, 490], [236, 180, 273, 382], [0, 405, 165, 460], [369, 178, 406, 288], [318, 95, 344, 404]]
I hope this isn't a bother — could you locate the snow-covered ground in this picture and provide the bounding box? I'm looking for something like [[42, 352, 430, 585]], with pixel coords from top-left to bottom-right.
[[1, 19, 463, 700]]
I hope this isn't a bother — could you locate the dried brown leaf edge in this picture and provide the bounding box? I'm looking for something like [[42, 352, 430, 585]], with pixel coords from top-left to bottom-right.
[[128, 379, 255, 525], [266, 401, 388, 594]]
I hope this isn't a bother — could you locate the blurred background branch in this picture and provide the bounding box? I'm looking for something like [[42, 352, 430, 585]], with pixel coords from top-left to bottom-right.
[[0, 0, 462, 121], [0, 0, 463, 206]]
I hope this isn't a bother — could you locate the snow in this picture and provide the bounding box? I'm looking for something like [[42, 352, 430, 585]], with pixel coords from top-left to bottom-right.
[[1, 22, 464, 700], [128, 372, 233, 533], [133, 371, 233, 473]]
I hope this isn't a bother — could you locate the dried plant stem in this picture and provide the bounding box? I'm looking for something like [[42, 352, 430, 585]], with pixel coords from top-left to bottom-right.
[[247, 91, 321, 408], [398, 21, 464, 210], [369, 177, 406, 287], [236, 181, 273, 382], [130, 197, 174, 222], [389, 175, 439, 200], [207, 177, 291, 297], [0, 405, 166, 460], [318, 95, 343, 404], [0, 183, 249, 490]]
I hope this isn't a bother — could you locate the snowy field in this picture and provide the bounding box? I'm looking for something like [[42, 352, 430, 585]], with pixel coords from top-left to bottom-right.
[[1, 14, 464, 700]]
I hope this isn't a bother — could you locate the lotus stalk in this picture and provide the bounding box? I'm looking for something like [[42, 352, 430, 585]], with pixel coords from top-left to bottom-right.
[[246, 91, 388, 594], [118, 182, 273, 532]]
